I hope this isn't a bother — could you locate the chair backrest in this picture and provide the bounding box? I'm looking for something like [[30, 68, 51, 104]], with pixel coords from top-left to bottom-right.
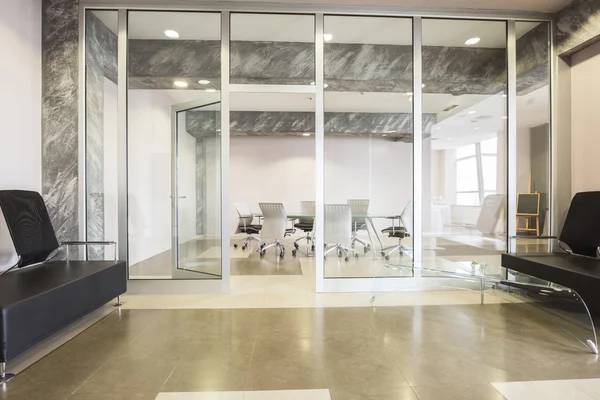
[[299, 201, 316, 224], [234, 202, 254, 230], [559, 192, 600, 257], [259, 203, 288, 240], [347, 199, 369, 226], [400, 200, 413, 233], [0, 190, 60, 267], [325, 204, 352, 244]]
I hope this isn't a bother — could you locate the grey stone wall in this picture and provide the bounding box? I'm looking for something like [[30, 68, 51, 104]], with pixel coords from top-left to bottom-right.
[[557, 0, 600, 58], [42, 0, 79, 241]]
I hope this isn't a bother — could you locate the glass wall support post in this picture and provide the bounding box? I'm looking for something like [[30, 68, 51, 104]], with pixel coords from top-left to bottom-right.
[[315, 13, 325, 292], [221, 11, 231, 293], [413, 17, 423, 273], [117, 9, 128, 264], [507, 20, 517, 253]]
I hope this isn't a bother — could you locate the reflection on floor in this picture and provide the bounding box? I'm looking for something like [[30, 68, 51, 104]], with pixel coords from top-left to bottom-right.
[[5, 304, 600, 400]]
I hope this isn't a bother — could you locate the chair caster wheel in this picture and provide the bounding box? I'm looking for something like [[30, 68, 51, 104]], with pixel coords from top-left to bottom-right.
[[260, 251, 265, 257], [242, 245, 247, 251], [234, 244, 238, 249], [294, 243, 299, 249], [364, 247, 369, 254], [292, 250, 297, 256], [385, 255, 390, 261], [381, 251, 386, 257], [355, 253, 359, 259], [345, 256, 350, 262], [311, 245, 315, 251]]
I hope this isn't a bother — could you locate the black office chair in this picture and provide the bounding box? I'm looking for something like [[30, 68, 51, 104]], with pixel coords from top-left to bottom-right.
[[381, 200, 412, 260], [0, 190, 117, 274], [293, 201, 316, 252]]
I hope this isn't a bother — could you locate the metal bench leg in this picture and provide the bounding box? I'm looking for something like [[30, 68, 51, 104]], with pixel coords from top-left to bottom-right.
[[0, 362, 15, 383], [113, 295, 123, 307]]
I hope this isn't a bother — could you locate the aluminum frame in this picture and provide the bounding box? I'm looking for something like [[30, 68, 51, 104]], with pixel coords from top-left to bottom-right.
[[507, 20, 517, 252], [80, 2, 555, 294]]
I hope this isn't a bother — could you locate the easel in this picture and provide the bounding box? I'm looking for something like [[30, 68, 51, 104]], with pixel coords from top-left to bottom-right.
[[516, 176, 541, 236]]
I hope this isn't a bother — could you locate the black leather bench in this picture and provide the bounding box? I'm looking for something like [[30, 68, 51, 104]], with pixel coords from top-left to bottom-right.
[[0, 260, 126, 363], [502, 192, 600, 314], [0, 190, 127, 380]]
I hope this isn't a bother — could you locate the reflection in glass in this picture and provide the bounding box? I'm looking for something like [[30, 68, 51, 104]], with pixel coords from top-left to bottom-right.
[[85, 10, 119, 260], [323, 16, 413, 279], [230, 14, 315, 85], [127, 11, 221, 279], [422, 18, 507, 275], [516, 21, 551, 237]]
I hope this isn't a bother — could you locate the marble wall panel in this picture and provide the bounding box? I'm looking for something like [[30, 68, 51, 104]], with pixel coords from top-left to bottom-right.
[[196, 139, 207, 235], [557, 0, 600, 57], [517, 23, 550, 95], [42, 0, 79, 241], [186, 110, 436, 141]]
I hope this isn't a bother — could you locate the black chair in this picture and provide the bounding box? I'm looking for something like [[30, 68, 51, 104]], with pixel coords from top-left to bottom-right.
[[293, 201, 316, 253], [0, 190, 126, 381], [502, 191, 600, 314], [381, 201, 412, 260]]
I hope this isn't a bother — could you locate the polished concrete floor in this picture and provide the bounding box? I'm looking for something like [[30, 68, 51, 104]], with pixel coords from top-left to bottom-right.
[[4, 302, 600, 400]]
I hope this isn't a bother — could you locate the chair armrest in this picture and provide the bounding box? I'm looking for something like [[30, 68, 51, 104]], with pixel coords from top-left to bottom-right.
[[61, 241, 116, 246]]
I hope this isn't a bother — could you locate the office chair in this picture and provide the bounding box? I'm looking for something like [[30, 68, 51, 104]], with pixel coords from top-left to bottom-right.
[[233, 202, 262, 251], [258, 203, 297, 258], [381, 200, 412, 260], [347, 199, 371, 253], [293, 201, 316, 252], [324, 204, 359, 262]]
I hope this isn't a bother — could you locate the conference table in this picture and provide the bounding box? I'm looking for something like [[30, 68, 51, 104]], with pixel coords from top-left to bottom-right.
[[253, 212, 405, 258]]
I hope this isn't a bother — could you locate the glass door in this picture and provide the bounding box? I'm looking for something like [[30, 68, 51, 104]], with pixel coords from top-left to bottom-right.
[[172, 100, 222, 279]]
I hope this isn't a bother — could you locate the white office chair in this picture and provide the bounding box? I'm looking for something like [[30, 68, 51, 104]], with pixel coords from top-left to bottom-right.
[[347, 199, 371, 253], [293, 201, 316, 252], [233, 202, 262, 251], [324, 204, 358, 262], [258, 203, 297, 258], [381, 200, 412, 260]]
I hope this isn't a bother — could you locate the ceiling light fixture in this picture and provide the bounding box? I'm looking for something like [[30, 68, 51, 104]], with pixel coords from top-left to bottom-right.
[[164, 30, 180, 39], [302, 133, 311, 136], [465, 37, 480, 45], [205, 88, 216, 93], [198, 79, 210, 85], [324, 33, 333, 42], [173, 81, 188, 88]]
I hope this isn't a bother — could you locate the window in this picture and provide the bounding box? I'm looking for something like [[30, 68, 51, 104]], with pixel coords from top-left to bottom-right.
[[455, 137, 498, 206]]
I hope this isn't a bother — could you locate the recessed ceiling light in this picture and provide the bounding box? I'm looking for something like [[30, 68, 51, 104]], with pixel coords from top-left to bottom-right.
[[198, 79, 210, 85], [205, 88, 216, 93], [164, 30, 179, 39], [302, 133, 311, 136], [465, 37, 480, 45], [468, 110, 476, 114], [324, 33, 333, 42], [422, 84, 426, 88], [173, 81, 188, 88]]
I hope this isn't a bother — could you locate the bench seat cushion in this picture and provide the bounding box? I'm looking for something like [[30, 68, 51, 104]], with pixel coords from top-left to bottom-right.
[[0, 260, 126, 362], [502, 253, 600, 313]]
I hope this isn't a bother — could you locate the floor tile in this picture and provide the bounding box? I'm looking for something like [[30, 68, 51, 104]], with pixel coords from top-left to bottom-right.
[[329, 385, 418, 400], [569, 379, 600, 399], [492, 380, 596, 400], [243, 389, 331, 399], [156, 393, 244, 400], [413, 381, 507, 400]]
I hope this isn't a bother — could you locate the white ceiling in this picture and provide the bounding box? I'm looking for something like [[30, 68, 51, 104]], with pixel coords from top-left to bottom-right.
[[93, 11, 541, 47]]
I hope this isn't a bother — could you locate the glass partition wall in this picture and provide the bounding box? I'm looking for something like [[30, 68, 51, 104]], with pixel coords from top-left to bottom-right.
[[83, 8, 553, 291]]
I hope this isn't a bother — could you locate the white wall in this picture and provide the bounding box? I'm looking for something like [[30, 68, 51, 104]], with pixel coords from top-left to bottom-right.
[[0, 0, 41, 269], [571, 41, 600, 194], [230, 136, 413, 234]]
